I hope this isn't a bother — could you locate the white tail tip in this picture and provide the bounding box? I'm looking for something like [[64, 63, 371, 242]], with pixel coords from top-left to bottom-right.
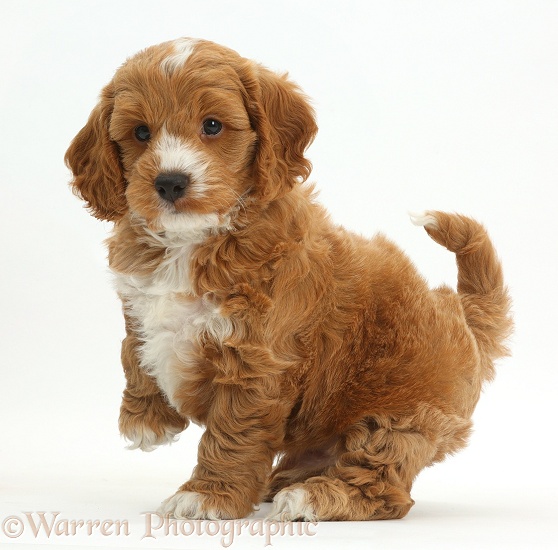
[[409, 211, 439, 229]]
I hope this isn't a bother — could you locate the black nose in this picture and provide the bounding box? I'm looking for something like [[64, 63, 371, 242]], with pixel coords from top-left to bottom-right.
[[154, 173, 189, 202]]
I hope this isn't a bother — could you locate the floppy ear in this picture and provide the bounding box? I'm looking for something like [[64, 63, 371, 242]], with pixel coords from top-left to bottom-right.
[[65, 84, 127, 221], [240, 63, 318, 203]]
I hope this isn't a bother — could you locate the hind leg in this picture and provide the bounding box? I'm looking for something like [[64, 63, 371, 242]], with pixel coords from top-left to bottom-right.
[[269, 406, 471, 521], [265, 445, 336, 502]]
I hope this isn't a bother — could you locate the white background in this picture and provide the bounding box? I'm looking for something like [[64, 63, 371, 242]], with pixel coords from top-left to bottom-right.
[[1, 1, 557, 548]]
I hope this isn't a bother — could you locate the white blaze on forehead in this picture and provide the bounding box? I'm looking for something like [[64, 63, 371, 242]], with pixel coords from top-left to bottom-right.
[[161, 37, 198, 74], [155, 128, 209, 190]]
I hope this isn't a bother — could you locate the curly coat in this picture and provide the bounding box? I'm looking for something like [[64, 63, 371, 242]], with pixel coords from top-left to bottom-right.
[[65, 38, 512, 521]]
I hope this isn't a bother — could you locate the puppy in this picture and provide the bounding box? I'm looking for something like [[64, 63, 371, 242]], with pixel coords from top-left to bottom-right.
[[65, 38, 512, 521]]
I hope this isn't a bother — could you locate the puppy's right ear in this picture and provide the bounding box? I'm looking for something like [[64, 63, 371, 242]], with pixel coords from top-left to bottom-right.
[[65, 84, 127, 221]]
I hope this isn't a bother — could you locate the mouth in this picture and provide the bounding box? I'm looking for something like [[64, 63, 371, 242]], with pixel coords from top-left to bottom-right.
[[146, 206, 232, 239]]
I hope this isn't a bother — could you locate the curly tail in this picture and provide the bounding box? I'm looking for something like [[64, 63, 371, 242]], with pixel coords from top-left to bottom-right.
[[411, 211, 513, 379]]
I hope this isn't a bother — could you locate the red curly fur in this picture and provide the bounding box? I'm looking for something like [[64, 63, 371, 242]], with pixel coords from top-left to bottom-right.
[[65, 38, 512, 521]]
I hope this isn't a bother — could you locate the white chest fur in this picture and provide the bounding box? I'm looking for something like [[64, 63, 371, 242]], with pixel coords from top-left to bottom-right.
[[113, 241, 232, 410]]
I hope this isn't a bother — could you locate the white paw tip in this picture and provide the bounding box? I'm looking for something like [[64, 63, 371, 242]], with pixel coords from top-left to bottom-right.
[[267, 487, 317, 522], [409, 211, 439, 229], [158, 491, 207, 519], [123, 425, 182, 452]]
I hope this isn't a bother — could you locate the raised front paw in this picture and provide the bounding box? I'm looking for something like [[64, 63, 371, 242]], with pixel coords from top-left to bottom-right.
[[119, 393, 188, 452]]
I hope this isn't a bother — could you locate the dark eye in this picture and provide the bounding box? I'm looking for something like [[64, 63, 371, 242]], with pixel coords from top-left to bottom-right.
[[202, 119, 223, 136], [134, 125, 151, 142]]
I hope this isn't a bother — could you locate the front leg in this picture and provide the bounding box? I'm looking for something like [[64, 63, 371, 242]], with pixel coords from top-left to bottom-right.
[[119, 321, 188, 451], [160, 382, 285, 519]]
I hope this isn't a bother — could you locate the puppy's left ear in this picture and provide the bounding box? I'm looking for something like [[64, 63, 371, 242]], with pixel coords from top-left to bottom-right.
[[240, 64, 318, 202]]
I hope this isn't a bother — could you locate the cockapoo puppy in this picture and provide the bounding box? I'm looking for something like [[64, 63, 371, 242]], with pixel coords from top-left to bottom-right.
[[65, 38, 512, 521]]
